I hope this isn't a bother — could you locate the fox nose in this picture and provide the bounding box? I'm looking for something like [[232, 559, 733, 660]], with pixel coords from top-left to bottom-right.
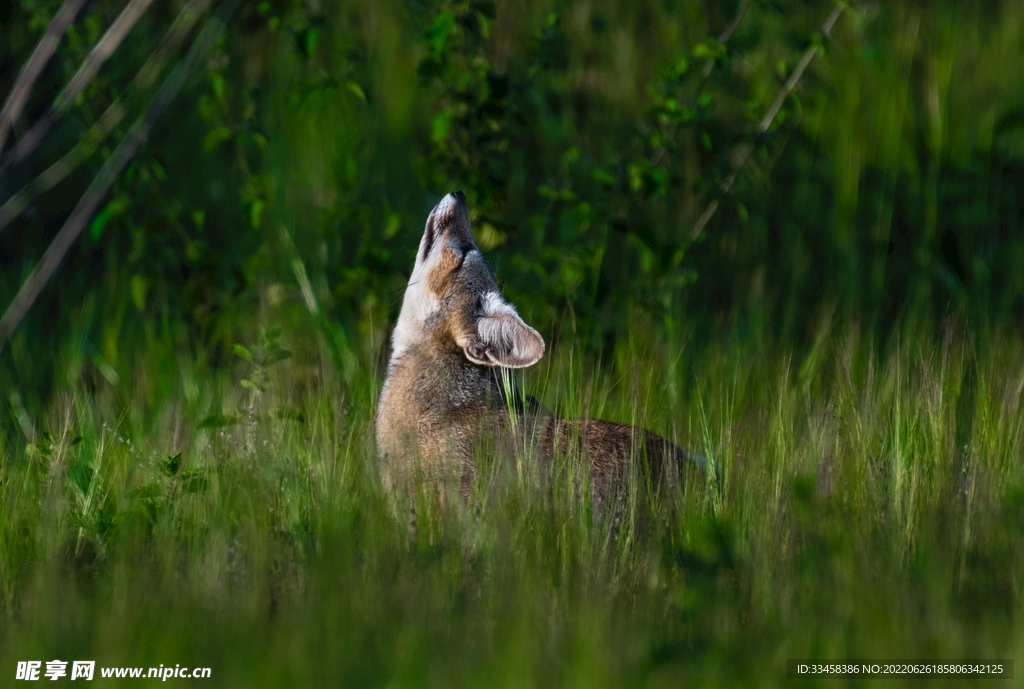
[[450, 190, 467, 205]]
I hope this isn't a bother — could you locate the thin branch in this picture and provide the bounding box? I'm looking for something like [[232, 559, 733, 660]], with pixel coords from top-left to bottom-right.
[[0, 0, 240, 354], [0, 0, 213, 232], [689, 2, 847, 242], [60, 0, 157, 110], [758, 5, 844, 135], [703, 1, 753, 82], [650, 0, 752, 168], [0, 0, 89, 156], [0, 0, 157, 181]]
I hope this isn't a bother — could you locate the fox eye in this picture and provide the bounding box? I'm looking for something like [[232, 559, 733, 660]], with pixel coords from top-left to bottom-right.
[[419, 217, 437, 261], [450, 243, 473, 270], [450, 250, 466, 271]]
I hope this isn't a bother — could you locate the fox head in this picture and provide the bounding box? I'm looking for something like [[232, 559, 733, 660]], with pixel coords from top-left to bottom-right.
[[390, 191, 545, 369]]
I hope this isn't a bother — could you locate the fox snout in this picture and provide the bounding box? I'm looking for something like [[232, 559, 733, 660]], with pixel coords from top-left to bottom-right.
[[417, 190, 474, 269]]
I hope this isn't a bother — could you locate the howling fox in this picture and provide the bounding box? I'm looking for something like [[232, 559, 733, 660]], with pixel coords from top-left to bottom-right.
[[376, 191, 698, 505]]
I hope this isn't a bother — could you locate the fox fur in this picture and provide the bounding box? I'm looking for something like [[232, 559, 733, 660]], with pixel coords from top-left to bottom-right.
[[376, 191, 695, 506]]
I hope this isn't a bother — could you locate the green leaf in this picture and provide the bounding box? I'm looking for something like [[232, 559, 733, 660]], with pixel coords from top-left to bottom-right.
[[186, 240, 207, 263], [203, 126, 233, 152], [537, 184, 558, 199], [346, 81, 366, 101], [430, 108, 454, 146], [263, 348, 292, 367], [299, 27, 319, 56], [649, 169, 665, 196], [90, 198, 127, 241], [160, 453, 182, 477], [425, 10, 457, 57], [233, 344, 253, 363], [274, 407, 306, 423], [130, 274, 148, 312], [692, 39, 724, 60], [26, 442, 51, 459], [249, 199, 265, 229], [261, 326, 283, 350], [475, 10, 491, 38], [590, 168, 616, 186], [476, 222, 506, 251], [384, 211, 401, 239], [134, 483, 163, 499], [628, 163, 644, 192], [211, 75, 225, 100]]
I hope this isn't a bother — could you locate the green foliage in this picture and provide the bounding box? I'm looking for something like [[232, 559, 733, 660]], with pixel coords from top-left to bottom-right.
[[198, 324, 293, 429], [2, 1, 1024, 681], [3, 0, 1024, 389], [410, 0, 735, 329], [0, 318, 1022, 684], [235, 325, 292, 392]]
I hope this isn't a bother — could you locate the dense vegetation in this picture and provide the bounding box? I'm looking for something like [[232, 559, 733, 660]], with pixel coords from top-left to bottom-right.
[[1, 0, 1023, 685]]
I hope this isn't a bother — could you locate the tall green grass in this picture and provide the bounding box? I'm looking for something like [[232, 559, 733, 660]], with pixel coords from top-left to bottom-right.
[[1, 312, 1022, 687]]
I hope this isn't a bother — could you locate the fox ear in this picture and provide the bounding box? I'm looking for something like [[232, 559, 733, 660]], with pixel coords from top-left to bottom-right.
[[463, 313, 545, 368]]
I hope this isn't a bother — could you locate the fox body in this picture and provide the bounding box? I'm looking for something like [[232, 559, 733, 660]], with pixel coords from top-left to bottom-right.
[[376, 191, 692, 504]]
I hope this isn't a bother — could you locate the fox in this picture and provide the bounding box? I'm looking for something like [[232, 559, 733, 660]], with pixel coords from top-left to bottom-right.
[[376, 190, 700, 507]]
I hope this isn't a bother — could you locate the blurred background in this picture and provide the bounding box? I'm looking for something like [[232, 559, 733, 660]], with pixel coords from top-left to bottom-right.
[[2, 0, 1024, 409], [4, 4, 1024, 685]]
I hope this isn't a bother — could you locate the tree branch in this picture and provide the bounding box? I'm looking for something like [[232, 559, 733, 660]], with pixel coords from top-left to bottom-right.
[[650, 0, 752, 168], [0, 0, 240, 354], [0, 0, 213, 231], [689, 2, 847, 242], [0, 0, 157, 181], [0, 0, 89, 156]]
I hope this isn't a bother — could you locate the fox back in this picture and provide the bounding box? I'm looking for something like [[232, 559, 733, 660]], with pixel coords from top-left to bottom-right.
[[376, 191, 695, 505]]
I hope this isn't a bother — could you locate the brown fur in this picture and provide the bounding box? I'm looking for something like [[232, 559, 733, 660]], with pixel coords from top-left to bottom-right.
[[376, 191, 692, 508], [538, 418, 687, 504], [376, 337, 514, 499]]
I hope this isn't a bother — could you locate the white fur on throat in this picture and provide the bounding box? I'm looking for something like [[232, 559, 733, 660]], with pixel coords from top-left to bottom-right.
[[389, 201, 456, 360], [390, 256, 440, 361]]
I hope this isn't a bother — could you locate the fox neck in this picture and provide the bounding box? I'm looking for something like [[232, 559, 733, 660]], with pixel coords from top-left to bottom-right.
[[390, 279, 438, 363], [390, 211, 456, 362], [383, 330, 526, 414]]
